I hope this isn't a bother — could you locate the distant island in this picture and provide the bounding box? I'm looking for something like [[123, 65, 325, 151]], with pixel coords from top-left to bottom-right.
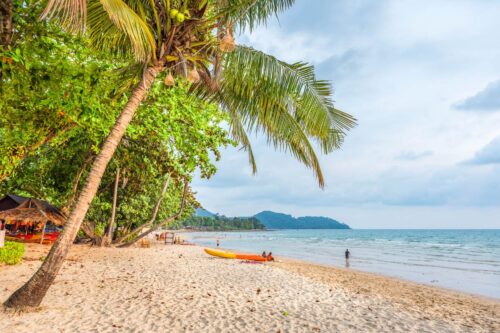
[[180, 211, 265, 231], [186, 209, 350, 230], [254, 211, 350, 229]]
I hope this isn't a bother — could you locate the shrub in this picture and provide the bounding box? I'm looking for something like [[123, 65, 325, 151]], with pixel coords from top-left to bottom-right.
[[0, 241, 25, 265]]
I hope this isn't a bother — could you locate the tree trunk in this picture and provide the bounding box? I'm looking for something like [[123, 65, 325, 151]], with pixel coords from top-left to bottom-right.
[[0, 0, 13, 48], [3, 65, 161, 309], [63, 154, 94, 215], [79, 220, 96, 240], [104, 166, 120, 246], [114, 173, 171, 244], [119, 179, 189, 248]]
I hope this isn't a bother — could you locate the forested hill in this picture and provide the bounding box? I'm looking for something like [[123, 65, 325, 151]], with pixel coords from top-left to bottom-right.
[[254, 211, 350, 229], [195, 208, 216, 218], [180, 215, 265, 231], [190, 209, 350, 230]]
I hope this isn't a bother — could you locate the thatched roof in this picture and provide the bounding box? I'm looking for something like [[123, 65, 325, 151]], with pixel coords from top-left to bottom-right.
[[0, 198, 65, 225], [4, 194, 27, 205]]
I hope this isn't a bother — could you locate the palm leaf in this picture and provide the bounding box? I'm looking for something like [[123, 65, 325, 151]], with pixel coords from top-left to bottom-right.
[[216, 72, 326, 187], [226, 108, 257, 174], [221, 46, 352, 139], [211, 46, 356, 187], [215, 0, 295, 32], [263, 106, 325, 187], [42, 0, 87, 32], [89, 0, 156, 63]]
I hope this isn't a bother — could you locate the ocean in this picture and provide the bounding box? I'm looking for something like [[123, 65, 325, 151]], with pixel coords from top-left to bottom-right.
[[183, 229, 500, 299]]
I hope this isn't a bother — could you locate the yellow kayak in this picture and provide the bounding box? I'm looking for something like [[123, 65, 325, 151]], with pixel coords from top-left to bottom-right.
[[204, 248, 273, 262], [204, 248, 237, 259]]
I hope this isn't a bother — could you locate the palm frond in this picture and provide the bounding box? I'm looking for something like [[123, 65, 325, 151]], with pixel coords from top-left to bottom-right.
[[257, 104, 325, 188], [90, 0, 156, 63], [88, 1, 132, 58], [327, 107, 357, 132], [222, 46, 356, 139], [215, 0, 295, 32], [209, 46, 357, 187], [42, 0, 87, 32], [318, 128, 345, 154], [226, 108, 257, 174], [216, 74, 326, 187]]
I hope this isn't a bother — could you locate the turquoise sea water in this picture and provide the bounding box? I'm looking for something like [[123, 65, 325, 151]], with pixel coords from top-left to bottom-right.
[[184, 229, 500, 299]]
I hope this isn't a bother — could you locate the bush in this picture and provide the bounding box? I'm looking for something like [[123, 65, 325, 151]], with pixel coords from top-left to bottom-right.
[[0, 241, 25, 265]]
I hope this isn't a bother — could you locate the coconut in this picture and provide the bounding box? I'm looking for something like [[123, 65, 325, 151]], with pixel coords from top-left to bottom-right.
[[169, 9, 178, 18], [176, 13, 185, 23], [220, 34, 235, 52], [187, 69, 200, 83], [164, 73, 175, 86]]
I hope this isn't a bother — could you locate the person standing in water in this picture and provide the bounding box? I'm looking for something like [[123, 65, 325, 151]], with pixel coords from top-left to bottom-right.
[[345, 249, 350, 268], [216, 239, 220, 247]]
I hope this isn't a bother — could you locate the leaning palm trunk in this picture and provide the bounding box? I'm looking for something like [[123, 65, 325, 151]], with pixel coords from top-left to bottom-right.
[[4, 65, 161, 308]]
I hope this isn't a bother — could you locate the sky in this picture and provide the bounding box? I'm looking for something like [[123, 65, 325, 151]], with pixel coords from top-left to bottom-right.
[[192, 0, 500, 229]]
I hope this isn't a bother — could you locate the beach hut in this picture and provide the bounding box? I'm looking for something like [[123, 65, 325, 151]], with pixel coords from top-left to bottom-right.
[[0, 196, 65, 244], [0, 194, 27, 211]]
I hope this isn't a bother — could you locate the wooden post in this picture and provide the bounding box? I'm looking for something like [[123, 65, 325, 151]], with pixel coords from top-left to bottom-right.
[[40, 221, 47, 244], [0, 221, 5, 247]]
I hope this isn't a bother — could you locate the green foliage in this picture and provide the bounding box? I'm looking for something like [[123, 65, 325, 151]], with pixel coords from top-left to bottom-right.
[[180, 215, 265, 231], [0, 241, 25, 265], [0, 1, 231, 238], [0, 0, 127, 185], [1, 0, 355, 245], [44, 0, 356, 187]]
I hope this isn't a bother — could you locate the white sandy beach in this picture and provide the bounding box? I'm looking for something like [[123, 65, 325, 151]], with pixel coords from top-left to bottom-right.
[[1, 243, 499, 333]]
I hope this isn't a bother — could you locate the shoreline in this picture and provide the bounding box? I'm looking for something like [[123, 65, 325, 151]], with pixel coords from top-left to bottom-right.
[[276, 255, 500, 303], [1, 243, 499, 332], [200, 244, 500, 303], [274, 256, 500, 324], [181, 229, 500, 300]]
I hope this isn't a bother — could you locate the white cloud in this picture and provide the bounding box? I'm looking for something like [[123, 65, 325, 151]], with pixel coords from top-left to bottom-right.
[[192, 0, 500, 228]]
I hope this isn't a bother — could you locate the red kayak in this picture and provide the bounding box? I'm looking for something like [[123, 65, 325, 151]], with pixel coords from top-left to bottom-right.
[[235, 254, 270, 262]]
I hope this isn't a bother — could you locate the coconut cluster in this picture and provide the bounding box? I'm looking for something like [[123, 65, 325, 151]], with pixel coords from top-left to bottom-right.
[[162, 4, 235, 88], [169, 8, 191, 24]]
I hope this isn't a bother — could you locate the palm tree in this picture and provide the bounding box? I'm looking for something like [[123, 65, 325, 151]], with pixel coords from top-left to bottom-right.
[[4, 0, 356, 308]]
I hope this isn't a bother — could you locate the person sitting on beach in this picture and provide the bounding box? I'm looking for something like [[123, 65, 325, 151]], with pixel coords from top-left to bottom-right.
[[262, 251, 267, 258], [267, 252, 274, 261]]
